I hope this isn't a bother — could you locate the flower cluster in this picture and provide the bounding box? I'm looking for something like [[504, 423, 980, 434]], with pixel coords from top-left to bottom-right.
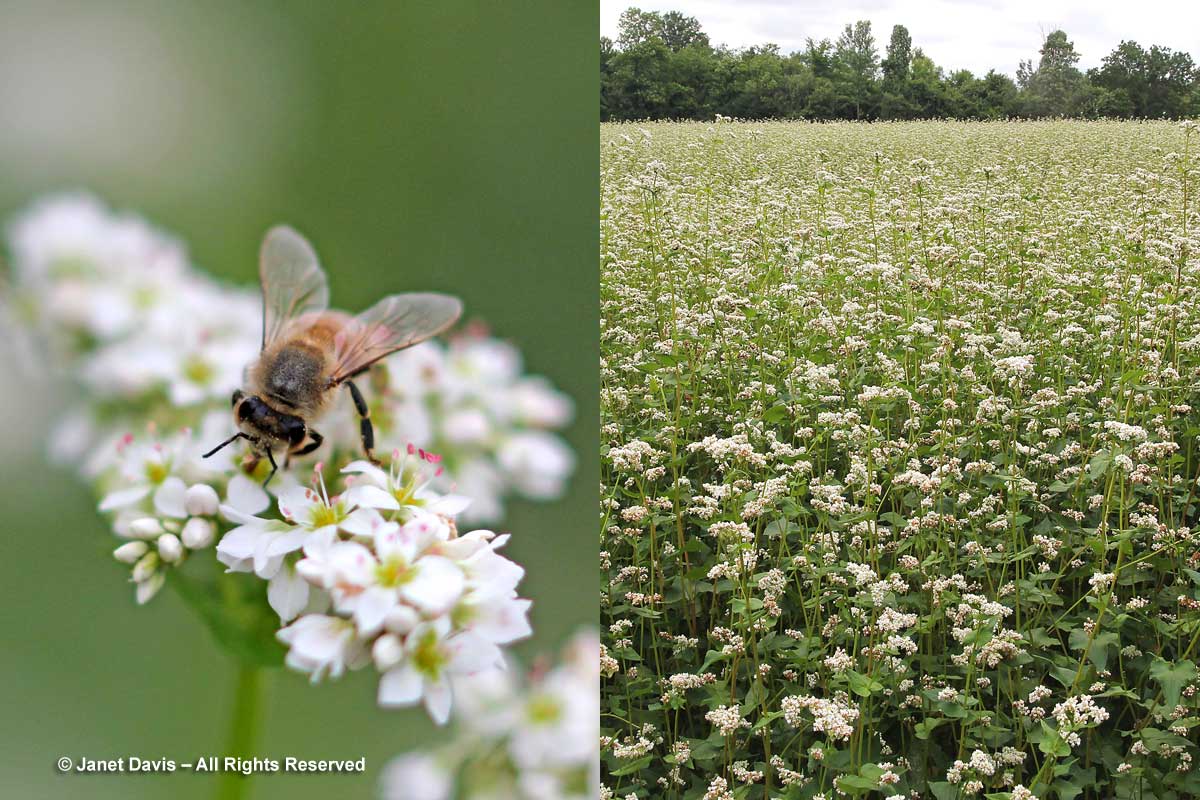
[[246, 454, 532, 722], [380, 628, 599, 799], [2, 194, 572, 724]]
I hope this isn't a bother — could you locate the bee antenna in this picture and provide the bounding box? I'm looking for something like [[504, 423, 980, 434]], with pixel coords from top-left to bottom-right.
[[203, 432, 246, 459]]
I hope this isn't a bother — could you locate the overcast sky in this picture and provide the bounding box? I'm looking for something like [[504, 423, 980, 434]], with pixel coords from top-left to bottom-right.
[[599, 0, 1200, 78]]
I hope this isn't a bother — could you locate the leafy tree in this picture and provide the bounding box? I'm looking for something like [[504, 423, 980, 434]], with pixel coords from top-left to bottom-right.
[[617, 7, 706, 52], [908, 49, 946, 117], [1092, 41, 1197, 118], [881, 25, 912, 86], [599, 8, 1200, 122], [975, 71, 1021, 118], [878, 25, 916, 119], [616, 8, 660, 50], [601, 36, 616, 121], [606, 37, 674, 119], [658, 11, 709, 52], [667, 44, 722, 119], [835, 20, 879, 119], [1022, 30, 1088, 116]]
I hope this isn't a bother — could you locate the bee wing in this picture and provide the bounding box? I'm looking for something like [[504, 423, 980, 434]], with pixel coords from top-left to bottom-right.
[[329, 293, 462, 384], [259, 226, 330, 350]]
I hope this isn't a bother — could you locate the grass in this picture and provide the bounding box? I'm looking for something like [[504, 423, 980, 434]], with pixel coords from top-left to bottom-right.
[[600, 119, 1200, 800]]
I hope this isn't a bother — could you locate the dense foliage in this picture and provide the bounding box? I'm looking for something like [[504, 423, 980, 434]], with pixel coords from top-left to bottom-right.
[[601, 119, 1200, 799], [601, 9, 1200, 122]]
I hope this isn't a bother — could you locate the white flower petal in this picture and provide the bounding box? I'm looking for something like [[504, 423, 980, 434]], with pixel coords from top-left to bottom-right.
[[216, 524, 261, 564], [99, 485, 150, 512], [153, 477, 188, 518], [345, 484, 401, 512], [265, 528, 309, 558], [447, 634, 503, 674], [226, 474, 270, 515], [471, 596, 533, 645], [341, 506, 387, 537], [423, 679, 453, 725], [268, 566, 310, 623], [276, 485, 318, 522], [378, 664, 424, 708], [341, 459, 390, 485], [353, 586, 396, 638], [402, 556, 465, 614]]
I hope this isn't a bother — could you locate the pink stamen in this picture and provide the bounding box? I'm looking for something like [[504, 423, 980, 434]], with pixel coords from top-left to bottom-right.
[[311, 463, 331, 506]]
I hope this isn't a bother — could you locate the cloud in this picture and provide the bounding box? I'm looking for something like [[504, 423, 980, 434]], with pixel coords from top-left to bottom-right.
[[600, 0, 1200, 77]]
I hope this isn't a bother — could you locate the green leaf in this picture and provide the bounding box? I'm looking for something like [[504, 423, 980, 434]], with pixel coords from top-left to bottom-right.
[[1069, 628, 1119, 672], [915, 718, 945, 740], [929, 781, 958, 800], [835, 774, 878, 794], [609, 755, 652, 776], [1150, 658, 1198, 710], [742, 678, 767, 714], [847, 669, 883, 698], [1086, 451, 1111, 480], [1038, 720, 1070, 757]]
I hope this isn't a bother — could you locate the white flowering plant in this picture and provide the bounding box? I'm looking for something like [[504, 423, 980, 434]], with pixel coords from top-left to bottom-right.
[[380, 627, 600, 800], [1, 195, 577, 764], [601, 120, 1200, 800]]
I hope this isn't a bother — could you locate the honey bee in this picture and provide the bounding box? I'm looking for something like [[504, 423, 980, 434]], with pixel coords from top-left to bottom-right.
[[203, 226, 462, 485]]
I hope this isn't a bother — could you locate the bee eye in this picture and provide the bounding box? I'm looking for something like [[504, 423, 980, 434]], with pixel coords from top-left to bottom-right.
[[231, 389, 245, 408], [237, 396, 259, 422]]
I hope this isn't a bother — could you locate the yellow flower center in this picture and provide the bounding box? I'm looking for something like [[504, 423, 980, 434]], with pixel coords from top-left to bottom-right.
[[183, 355, 214, 384], [376, 556, 415, 588], [412, 629, 446, 679], [145, 461, 169, 484], [526, 694, 563, 725], [308, 502, 342, 529]]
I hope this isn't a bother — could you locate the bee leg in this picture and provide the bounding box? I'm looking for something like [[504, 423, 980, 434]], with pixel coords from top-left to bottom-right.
[[346, 380, 379, 465], [293, 429, 324, 457], [262, 448, 279, 488], [202, 432, 245, 458]]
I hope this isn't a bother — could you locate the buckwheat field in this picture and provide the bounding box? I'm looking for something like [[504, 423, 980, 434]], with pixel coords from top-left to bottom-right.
[[600, 120, 1200, 800]]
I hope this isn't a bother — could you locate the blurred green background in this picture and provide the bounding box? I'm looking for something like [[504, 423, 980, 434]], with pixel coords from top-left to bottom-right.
[[0, 1, 597, 797]]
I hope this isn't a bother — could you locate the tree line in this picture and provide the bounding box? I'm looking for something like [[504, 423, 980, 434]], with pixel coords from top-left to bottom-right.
[[601, 8, 1200, 121]]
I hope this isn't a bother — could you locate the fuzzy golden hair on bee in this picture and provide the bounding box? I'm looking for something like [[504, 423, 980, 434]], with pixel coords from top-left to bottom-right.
[[203, 226, 462, 486]]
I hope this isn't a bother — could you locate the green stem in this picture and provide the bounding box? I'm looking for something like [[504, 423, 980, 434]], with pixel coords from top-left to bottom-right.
[[216, 663, 264, 800]]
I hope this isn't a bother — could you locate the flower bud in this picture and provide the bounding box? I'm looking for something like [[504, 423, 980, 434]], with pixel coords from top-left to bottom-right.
[[184, 483, 220, 516], [157, 533, 184, 564], [131, 551, 160, 583], [129, 517, 165, 539], [372, 633, 404, 671], [113, 541, 149, 564], [136, 571, 166, 605], [181, 517, 215, 549], [383, 604, 420, 635]]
